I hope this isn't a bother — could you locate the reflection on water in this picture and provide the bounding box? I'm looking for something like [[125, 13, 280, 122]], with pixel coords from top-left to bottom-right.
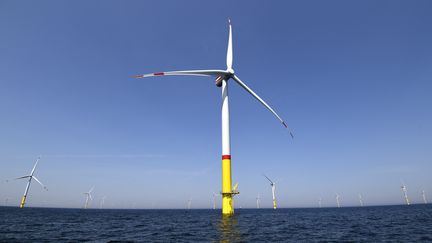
[[218, 215, 242, 242]]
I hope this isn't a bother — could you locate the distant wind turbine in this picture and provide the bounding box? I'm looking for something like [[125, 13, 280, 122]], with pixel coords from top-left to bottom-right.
[[83, 186, 94, 209], [358, 194, 364, 207], [256, 194, 261, 209], [212, 192, 219, 210], [422, 190, 428, 204], [401, 182, 410, 205], [187, 197, 192, 210], [14, 156, 48, 208], [100, 196, 106, 209], [263, 175, 277, 209], [318, 197, 322, 208], [335, 193, 341, 208], [133, 19, 292, 215]]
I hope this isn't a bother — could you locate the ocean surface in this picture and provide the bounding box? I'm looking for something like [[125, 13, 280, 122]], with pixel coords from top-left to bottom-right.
[[1, 204, 431, 242]]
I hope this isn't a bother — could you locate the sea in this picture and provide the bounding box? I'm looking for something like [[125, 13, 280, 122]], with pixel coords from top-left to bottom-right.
[[1, 204, 431, 242]]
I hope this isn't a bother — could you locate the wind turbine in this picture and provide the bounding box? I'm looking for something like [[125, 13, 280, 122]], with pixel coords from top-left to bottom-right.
[[263, 175, 277, 209], [358, 194, 364, 207], [401, 182, 410, 205], [14, 156, 48, 208], [318, 197, 322, 208], [212, 192, 219, 210], [83, 186, 94, 209], [100, 196, 106, 209], [422, 190, 428, 204], [132, 20, 292, 215], [256, 194, 261, 209], [187, 197, 192, 210], [335, 193, 341, 208]]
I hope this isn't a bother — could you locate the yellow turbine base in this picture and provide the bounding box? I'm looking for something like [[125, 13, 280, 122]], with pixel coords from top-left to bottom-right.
[[20, 196, 27, 208], [222, 194, 234, 215], [273, 200, 277, 210], [222, 158, 234, 215]]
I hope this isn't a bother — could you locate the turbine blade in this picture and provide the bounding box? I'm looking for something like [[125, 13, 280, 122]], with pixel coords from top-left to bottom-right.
[[14, 175, 31, 180], [32, 176, 47, 190], [233, 182, 239, 191], [263, 174, 274, 184], [232, 75, 293, 138], [226, 19, 233, 70], [132, 70, 228, 79], [89, 186, 94, 193], [30, 156, 41, 176]]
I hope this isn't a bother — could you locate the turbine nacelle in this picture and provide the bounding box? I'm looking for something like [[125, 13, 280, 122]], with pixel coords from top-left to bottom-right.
[[215, 71, 234, 87], [215, 76, 224, 87]]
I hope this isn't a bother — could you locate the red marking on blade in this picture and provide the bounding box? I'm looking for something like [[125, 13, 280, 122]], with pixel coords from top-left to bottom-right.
[[131, 75, 143, 78], [282, 121, 288, 128], [154, 72, 164, 76], [222, 155, 231, 160]]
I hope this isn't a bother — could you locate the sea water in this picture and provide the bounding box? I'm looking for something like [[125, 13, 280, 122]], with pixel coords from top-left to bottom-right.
[[1, 205, 431, 242]]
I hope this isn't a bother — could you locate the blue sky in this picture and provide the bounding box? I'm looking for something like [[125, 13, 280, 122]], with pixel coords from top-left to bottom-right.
[[1, 0, 431, 209]]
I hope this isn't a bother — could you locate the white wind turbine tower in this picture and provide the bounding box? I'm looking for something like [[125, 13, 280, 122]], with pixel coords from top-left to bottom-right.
[[358, 194, 364, 207], [263, 175, 277, 209], [83, 186, 94, 209], [422, 190, 428, 204], [256, 194, 261, 209], [335, 193, 341, 208], [133, 19, 292, 216], [318, 197, 322, 208], [13, 156, 48, 208], [401, 182, 410, 205], [187, 197, 192, 210], [100, 196, 107, 209], [212, 192, 219, 210]]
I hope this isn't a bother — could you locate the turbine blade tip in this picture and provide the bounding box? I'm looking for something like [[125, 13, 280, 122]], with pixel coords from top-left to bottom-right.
[[281, 122, 294, 138], [131, 75, 143, 79]]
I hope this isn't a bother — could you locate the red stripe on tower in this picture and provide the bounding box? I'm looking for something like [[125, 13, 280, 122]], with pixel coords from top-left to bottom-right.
[[154, 72, 164, 76], [222, 155, 231, 160]]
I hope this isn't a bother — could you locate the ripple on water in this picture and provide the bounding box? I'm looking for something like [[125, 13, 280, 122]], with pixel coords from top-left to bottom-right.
[[1, 205, 432, 242]]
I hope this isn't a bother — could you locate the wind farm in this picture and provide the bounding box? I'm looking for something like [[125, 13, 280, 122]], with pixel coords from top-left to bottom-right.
[[1, 17, 430, 211], [1, 1, 432, 241]]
